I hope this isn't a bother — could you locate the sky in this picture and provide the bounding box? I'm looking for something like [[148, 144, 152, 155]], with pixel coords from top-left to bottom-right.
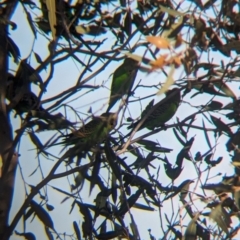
[[7, 1, 240, 239]]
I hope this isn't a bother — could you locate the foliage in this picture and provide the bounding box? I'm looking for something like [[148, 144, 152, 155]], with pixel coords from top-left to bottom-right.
[[1, 0, 240, 239]]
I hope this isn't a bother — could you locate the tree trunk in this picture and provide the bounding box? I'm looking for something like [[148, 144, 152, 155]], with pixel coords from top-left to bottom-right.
[[0, 2, 18, 239]]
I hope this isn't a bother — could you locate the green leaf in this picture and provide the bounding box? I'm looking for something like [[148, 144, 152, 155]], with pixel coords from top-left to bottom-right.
[[130, 216, 140, 239], [25, 9, 36, 38], [210, 115, 232, 135], [204, 153, 213, 165], [133, 203, 155, 211], [45, 226, 54, 240], [16, 59, 43, 87], [46, 204, 54, 211], [185, 219, 197, 240], [111, 173, 117, 203], [116, 189, 143, 216], [75, 25, 106, 36], [165, 179, 194, 200], [104, 140, 121, 181], [205, 101, 223, 111], [202, 183, 232, 194], [205, 154, 222, 167], [164, 159, 183, 180], [232, 66, 240, 77], [209, 204, 230, 234], [30, 200, 54, 229], [100, 220, 107, 234], [28, 132, 48, 156], [89, 153, 101, 195], [32, 112, 75, 130], [165, 15, 187, 38], [36, 20, 51, 34], [120, 0, 126, 7], [7, 36, 20, 63], [176, 137, 194, 165], [95, 230, 122, 239], [202, 120, 212, 149], [24, 207, 34, 222], [172, 127, 186, 146], [195, 151, 202, 161], [15, 231, 36, 240], [180, 180, 194, 201], [72, 171, 85, 191], [34, 52, 43, 64], [213, 81, 236, 98], [73, 221, 81, 240], [123, 11, 132, 36], [76, 201, 92, 237], [22, 0, 36, 6], [137, 139, 172, 152]]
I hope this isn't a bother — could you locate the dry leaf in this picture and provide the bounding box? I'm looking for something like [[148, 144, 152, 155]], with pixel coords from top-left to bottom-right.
[[150, 54, 168, 69], [174, 34, 183, 48], [166, 53, 183, 68], [146, 36, 170, 49]]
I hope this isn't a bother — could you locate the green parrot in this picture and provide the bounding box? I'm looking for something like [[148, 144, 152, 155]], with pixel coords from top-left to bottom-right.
[[14, 92, 44, 114], [107, 58, 139, 112], [61, 112, 118, 148], [128, 88, 181, 130], [6, 73, 43, 115]]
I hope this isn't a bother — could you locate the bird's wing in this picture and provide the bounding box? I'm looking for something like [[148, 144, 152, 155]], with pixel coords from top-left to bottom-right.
[[70, 117, 103, 140]]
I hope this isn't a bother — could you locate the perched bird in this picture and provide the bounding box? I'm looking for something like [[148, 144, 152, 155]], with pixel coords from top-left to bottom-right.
[[60, 112, 118, 148], [128, 88, 181, 130], [13, 92, 44, 114], [107, 58, 139, 112], [6, 73, 43, 115]]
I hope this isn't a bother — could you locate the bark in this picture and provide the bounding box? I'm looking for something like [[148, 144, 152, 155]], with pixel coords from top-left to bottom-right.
[[0, 1, 18, 239]]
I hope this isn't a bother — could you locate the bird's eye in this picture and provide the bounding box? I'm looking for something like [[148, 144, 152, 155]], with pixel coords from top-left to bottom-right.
[[110, 119, 115, 126]]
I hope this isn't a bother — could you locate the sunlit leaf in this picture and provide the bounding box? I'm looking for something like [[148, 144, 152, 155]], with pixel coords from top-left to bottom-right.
[[159, 5, 184, 17], [185, 219, 197, 240], [209, 204, 230, 234], [156, 65, 175, 95], [46, 0, 56, 40], [213, 81, 236, 98], [146, 36, 170, 49]]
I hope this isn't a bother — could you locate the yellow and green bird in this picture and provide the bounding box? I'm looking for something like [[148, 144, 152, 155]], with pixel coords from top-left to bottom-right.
[[107, 58, 139, 112], [6, 73, 43, 115], [61, 112, 118, 148], [129, 88, 181, 130]]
